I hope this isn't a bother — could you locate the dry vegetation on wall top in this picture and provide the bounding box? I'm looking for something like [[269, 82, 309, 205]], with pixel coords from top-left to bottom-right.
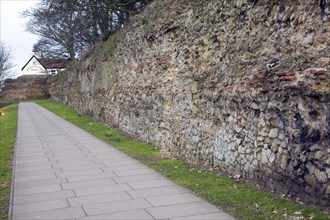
[[51, 0, 330, 208]]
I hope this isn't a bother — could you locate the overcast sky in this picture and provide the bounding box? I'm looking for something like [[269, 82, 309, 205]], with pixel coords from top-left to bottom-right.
[[0, 0, 39, 78]]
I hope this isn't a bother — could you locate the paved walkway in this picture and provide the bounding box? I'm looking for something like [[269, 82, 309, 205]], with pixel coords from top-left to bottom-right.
[[10, 102, 234, 220]]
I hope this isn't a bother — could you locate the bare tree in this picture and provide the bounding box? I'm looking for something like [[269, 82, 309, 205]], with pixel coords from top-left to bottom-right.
[[23, 0, 81, 60], [23, 0, 151, 60], [0, 41, 15, 86]]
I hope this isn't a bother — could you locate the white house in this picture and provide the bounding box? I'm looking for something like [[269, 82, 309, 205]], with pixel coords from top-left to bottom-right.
[[21, 55, 67, 76]]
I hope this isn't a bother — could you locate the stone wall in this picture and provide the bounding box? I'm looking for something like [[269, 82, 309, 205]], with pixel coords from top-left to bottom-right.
[[50, 0, 330, 206], [0, 75, 51, 101]]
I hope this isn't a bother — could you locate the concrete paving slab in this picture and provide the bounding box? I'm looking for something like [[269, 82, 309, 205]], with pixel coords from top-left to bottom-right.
[[16, 141, 43, 145], [47, 146, 78, 150], [15, 145, 46, 150], [13, 190, 75, 205], [10, 103, 234, 220], [128, 179, 175, 190], [52, 151, 86, 156], [61, 179, 116, 190], [14, 177, 68, 189], [15, 158, 50, 165], [68, 191, 131, 206], [16, 152, 47, 157], [14, 184, 62, 196], [73, 183, 131, 196], [59, 164, 106, 172], [89, 156, 133, 163], [127, 185, 188, 198], [66, 172, 117, 183], [82, 198, 152, 216], [16, 149, 46, 155], [15, 164, 52, 172], [103, 160, 140, 167], [52, 159, 94, 167], [13, 199, 69, 214], [146, 192, 203, 207], [13, 207, 86, 220], [15, 173, 56, 182], [15, 161, 51, 168], [15, 154, 48, 160], [113, 173, 165, 183], [146, 201, 220, 219], [50, 151, 85, 157], [101, 164, 147, 172], [16, 143, 43, 147], [55, 168, 104, 177], [114, 168, 157, 177], [78, 210, 154, 220], [15, 168, 59, 177], [94, 154, 129, 159]]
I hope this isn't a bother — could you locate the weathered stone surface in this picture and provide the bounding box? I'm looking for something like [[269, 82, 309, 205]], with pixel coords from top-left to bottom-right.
[[314, 170, 328, 184], [306, 175, 319, 188], [269, 128, 279, 138], [326, 186, 330, 195], [279, 155, 287, 170], [50, 0, 330, 207]]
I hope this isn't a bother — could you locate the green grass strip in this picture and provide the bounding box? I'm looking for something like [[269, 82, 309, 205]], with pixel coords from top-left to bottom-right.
[[35, 99, 329, 220], [0, 104, 17, 219]]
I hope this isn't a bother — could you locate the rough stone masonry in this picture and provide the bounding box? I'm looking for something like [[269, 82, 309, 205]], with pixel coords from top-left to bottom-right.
[[51, 0, 330, 206], [0, 75, 51, 101]]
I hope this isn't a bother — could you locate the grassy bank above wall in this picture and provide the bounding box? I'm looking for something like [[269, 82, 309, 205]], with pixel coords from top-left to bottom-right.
[[35, 99, 329, 220], [0, 104, 17, 219]]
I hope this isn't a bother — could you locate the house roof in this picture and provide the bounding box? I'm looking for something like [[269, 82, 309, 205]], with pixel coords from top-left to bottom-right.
[[21, 55, 68, 71], [38, 57, 67, 69]]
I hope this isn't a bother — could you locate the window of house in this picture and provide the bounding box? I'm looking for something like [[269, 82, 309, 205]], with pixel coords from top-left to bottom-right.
[[50, 69, 57, 75]]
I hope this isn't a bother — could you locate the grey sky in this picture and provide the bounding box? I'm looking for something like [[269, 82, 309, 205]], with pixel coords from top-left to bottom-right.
[[0, 0, 39, 78]]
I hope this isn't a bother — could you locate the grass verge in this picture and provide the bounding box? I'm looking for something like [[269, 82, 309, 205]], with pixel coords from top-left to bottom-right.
[[35, 99, 329, 220], [0, 104, 17, 219]]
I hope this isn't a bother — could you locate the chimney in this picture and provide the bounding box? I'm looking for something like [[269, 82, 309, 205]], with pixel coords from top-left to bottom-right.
[[32, 46, 38, 57]]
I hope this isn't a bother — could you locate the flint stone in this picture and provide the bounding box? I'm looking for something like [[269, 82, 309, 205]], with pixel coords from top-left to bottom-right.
[[314, 169, 327, 183], [269, 128, 279, 138]]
